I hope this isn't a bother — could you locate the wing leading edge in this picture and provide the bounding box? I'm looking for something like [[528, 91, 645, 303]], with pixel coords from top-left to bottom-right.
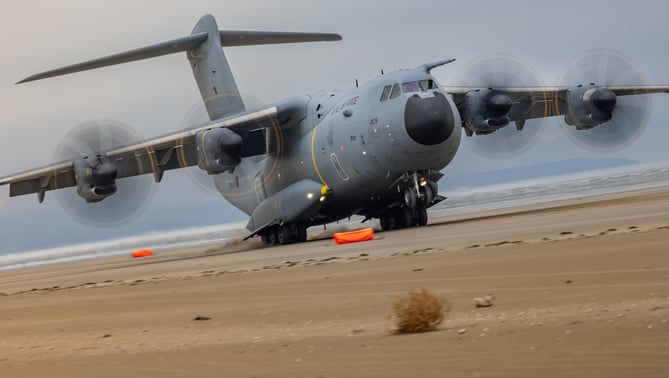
[[446, 85, 669, 126], [0, 96, 309, 202]]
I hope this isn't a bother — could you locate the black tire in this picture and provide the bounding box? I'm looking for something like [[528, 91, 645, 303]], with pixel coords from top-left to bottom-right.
[[415, 206, 428, 226], [260, 232, 272, 246], [380, 215, 392, 231], [296, 224, 308, 243], [277, 225, 291, 245], [387, 215, 397, 230], [399, 207, 413, 228], [420, 185, 433, 206], [268, 228, 278, 245], [404, 188, 417, 209]]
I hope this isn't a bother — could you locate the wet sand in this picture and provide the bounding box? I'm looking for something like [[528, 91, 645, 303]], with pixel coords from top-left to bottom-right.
[[1, 186, 668, 377]]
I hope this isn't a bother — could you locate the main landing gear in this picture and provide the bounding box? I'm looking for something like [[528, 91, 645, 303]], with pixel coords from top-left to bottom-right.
[[260, 223, 308, 246], [379, 183, 433, 231], [379, 205, 428, 231]]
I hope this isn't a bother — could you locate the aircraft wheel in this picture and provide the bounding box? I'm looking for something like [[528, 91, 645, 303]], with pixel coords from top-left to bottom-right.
[[380, 215, 393, 231], [415, 206, 428, 226], [399, 207, 413, 228], [420, 185, 433, 206], [296, 224, 308, 243], [277, 225, 292, 245], [404, 188, 417, 209], [260, 232, 272, 246], [386, 215, 397, 230], [268, 229, 278, 245]]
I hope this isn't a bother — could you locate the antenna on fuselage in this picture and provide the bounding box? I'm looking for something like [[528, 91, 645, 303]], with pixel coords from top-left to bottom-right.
[[355, 79, 359, 88], [381, 69, 384, 75]]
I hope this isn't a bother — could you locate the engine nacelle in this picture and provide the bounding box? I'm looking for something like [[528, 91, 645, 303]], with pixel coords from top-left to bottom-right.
[[463, 89, 513, 135], [563, 84, 617, 130], [73, 156, 118, 203], [195, 128, 242, 175]]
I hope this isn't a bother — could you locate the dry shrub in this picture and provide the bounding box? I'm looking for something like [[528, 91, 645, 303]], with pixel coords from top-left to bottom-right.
[[389, 288, 449, 333]]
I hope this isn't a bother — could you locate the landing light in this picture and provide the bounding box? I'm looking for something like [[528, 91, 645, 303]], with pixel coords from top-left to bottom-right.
[[419, 178, 428, 186], [319, 196, 326, 202], [307, 193, 315, 200]]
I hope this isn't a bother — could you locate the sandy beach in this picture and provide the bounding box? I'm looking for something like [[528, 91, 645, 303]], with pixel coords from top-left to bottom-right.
[[1, 186, 668, 377]]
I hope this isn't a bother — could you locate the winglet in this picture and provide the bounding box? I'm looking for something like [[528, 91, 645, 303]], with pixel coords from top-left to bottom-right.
[[418, 59, 456, 73]]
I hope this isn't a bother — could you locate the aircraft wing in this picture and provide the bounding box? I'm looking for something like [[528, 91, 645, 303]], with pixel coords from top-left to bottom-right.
[[0, 97, 308, 202], [446, 85, 669, 124]]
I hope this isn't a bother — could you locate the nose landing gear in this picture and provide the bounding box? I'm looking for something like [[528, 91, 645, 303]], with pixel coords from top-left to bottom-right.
[[379, 204, 429, 231], [380, 182, 433, 231]]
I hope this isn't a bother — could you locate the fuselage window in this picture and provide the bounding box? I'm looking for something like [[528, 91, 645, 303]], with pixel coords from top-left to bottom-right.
[[380, 85, 392, 101], [390, 83, 401, 99]]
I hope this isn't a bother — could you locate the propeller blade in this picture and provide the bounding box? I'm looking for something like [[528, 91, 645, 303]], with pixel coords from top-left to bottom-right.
[[180, 92, 265, 196], [53, 120, 154, 226], [453, 54, 547, 158], [558, 50, 650, 151]]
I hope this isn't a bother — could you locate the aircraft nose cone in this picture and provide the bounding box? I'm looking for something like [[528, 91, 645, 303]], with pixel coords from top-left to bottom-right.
[[404, 92, 455, 145]]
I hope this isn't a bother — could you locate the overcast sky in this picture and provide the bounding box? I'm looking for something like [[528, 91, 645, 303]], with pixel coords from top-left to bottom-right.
[[1, 0, 668, 253]]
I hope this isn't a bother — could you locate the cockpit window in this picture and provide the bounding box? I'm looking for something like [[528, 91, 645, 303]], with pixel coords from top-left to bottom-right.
[[421, 79, 438, 90], [390, 83, 401, 99], [380, 85, 391, 101], [402, 81, 421, 92], [402, 79, 438, 92]]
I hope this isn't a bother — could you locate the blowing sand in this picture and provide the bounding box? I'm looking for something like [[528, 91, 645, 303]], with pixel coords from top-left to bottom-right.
[[1, 187, 668, 377]]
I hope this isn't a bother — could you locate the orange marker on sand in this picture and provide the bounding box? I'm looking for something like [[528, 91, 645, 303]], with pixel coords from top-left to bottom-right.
[[131, 249, 153, 258], [333, 228, 374, 245]]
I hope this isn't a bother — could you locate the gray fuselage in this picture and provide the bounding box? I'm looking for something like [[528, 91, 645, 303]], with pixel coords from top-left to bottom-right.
[[214, 68, 461, 226]]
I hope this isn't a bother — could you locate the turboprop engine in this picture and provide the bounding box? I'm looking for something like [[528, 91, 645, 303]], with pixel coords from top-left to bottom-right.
[[463, 89, 513, 134], [73, 155, 118, 203], [195, 128, 243, 174], [563, 84, 617, 130]]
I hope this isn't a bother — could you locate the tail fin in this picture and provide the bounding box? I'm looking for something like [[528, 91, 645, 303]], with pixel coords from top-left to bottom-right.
[[189, 14, 245, 120], [17, 14, 341, 121]]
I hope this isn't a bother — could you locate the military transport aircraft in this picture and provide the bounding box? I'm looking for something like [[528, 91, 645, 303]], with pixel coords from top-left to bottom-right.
[[1, 14, 668, 245]]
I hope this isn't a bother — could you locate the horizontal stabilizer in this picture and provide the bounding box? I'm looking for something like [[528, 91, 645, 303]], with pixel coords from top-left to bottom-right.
[[220, 30, 341, 46], [17, 30, 342, 84], [17, 33, 209, 84]]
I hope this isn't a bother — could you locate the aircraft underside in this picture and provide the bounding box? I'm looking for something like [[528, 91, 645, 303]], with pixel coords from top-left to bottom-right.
[[250, 170, 444, 246]]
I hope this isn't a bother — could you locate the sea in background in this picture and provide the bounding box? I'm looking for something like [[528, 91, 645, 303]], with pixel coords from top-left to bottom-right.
[[1, 162, 668, 271], [433, 161, 669, 216]]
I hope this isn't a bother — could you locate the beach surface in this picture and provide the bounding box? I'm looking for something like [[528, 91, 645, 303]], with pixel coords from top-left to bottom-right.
[[1, 186, 668, 377]]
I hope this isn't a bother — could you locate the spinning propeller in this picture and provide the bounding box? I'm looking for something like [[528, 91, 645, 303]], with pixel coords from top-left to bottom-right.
[[53, 120, 154, 226], [557, 49, 650, 151], [180, 92, 265, 196], [453, 54, 547, 158]]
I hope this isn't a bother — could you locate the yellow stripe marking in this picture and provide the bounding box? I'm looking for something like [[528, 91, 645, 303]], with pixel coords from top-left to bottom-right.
[[310, 126, 327, 186]]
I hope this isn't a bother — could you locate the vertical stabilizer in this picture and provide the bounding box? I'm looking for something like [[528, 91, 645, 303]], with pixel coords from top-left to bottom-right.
[[188, 15, 246, 120], [16, 14, 342, 121]]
